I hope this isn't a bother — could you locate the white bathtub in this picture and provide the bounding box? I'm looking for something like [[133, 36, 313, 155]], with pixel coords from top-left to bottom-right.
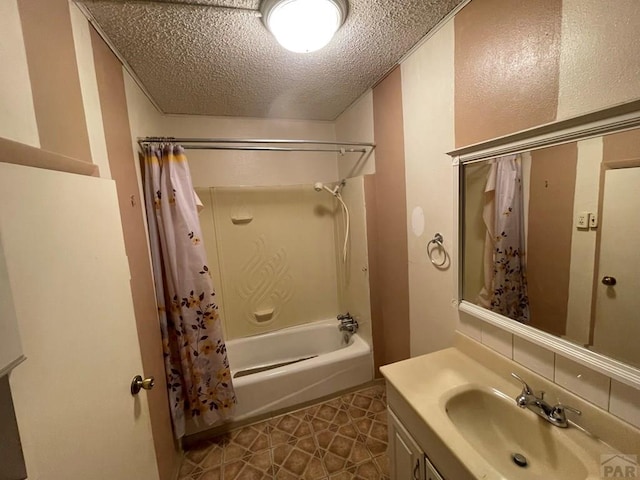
[[187, 319, 372, 434]]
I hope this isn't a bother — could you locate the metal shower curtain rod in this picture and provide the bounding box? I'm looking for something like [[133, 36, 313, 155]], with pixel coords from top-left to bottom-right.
[[137, 137, 376, 154]]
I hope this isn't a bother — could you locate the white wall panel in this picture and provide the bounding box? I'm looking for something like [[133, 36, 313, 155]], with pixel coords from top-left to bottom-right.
[[69, 2, 111, 178], [401, 20, 457, 357], [0, 0, 40, 147]]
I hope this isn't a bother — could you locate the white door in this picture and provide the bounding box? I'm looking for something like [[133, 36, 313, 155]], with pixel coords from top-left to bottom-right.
[[0, 163, 159, 480], [592, 166, 640, 367]]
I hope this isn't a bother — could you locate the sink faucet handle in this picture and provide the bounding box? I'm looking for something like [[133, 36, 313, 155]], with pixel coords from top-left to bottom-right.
[[511, 372, 533, 395], [553, 404, 582, 416], [550, 403, 582, 427]]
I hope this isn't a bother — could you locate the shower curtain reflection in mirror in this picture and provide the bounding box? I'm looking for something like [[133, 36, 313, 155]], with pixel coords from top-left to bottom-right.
[[477, 155, 530, 324]]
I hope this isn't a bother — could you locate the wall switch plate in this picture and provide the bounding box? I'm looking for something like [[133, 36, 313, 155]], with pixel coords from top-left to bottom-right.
[[577, 212, 590, 229], [589, 212, 598, 228]]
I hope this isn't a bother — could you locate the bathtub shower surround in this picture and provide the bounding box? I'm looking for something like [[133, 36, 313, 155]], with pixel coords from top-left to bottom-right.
[[143, 144, 236, 438], [196, 180, 373, 346], [206, 185, 341, 339], [186, 319, 372, 435], [179, 383, 389, 480]]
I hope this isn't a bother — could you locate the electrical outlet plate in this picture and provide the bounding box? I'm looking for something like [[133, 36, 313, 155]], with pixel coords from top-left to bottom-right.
[[577, 212, 590, 229]]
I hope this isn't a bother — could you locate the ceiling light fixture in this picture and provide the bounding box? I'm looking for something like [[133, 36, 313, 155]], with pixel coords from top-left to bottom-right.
[[261, 0, 348, 53]]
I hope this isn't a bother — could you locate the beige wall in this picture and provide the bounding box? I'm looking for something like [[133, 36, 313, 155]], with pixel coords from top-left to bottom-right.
[[335, 92, 376, 352], [369, 67, 411, 371], [454, 0, 561, 147], [17, 0, 92, 164], [454, 0, 640, 148], [334, 177, 373, 349], [123, 71, 165, 150], [195, 188, 229, 340], [0, 1, 39, 148], [162, 115, 339, 188], [69, 4, 111, 179], [557, 0, 640, 120], [336, 91, 376, 179], [565, 137, 602, 344], [401, 21, 457, 357], [527, 143, 577, 336], [603, 128, 640, 163], [462, 162, 491, 302]]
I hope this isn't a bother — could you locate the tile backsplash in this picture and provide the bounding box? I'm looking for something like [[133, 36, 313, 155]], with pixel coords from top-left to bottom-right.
[[480, 323, 512, 358], [609, 380, 640, 428], [555, 356, 611, 409], [513, 336, 555, 381], [458, 314, 640, 430]]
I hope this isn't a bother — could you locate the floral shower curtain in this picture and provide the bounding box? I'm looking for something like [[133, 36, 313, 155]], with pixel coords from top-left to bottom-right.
[[143, 144, 235, 438], [477, 154, 530, 323]]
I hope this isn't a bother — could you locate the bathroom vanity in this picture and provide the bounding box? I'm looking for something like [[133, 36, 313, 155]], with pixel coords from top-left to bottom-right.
[[387, 407, 443, 480], [381, 333, 640, 480]]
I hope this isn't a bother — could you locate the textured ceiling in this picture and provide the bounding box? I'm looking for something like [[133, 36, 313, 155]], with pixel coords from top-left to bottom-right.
[[78, 0, 463, 120]]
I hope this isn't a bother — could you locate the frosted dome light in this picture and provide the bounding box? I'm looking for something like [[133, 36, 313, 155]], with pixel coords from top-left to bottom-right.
[[262, 0, 348, 53]]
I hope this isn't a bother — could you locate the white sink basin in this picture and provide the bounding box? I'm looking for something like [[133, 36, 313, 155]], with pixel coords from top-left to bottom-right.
[[444, 387, 589, 480]]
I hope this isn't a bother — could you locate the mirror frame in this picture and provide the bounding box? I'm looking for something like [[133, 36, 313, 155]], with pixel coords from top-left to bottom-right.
[[449, 102, 640, 389]]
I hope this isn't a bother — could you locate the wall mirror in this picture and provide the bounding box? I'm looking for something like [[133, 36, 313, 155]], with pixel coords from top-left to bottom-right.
[[454, 109, 640, 385]]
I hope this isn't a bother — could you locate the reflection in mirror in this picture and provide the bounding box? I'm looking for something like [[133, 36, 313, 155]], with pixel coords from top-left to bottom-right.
[[462, 127, 640, 369]]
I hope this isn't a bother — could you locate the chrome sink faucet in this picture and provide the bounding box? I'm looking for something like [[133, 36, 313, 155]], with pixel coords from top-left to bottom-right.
[[337, 312, 358, 334], [511, 373, 581, 428]]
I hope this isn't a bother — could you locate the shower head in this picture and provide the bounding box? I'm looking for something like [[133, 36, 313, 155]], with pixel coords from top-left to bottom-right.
[[313, 180, 350, 263], [314, 182, 337, 195]]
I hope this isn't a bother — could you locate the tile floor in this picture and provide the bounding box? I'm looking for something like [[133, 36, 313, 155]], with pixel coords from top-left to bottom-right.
[[178, 383, 389, 480]]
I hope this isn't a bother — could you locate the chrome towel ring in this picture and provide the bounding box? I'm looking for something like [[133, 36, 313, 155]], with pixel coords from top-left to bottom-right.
[[427, 233, 448, 267]]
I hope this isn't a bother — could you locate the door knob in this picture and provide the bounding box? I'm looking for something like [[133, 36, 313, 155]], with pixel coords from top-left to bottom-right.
[[601, 276, 617, 286], [131, 375, 155, 395]]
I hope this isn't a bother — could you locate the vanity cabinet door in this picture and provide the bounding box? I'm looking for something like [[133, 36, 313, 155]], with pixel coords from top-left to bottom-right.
[[425, 454, 445, 480], [388, 408, 425, 480]]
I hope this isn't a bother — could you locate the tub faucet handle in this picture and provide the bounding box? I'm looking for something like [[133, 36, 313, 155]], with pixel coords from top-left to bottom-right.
[[337, 313, 358, 334]]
